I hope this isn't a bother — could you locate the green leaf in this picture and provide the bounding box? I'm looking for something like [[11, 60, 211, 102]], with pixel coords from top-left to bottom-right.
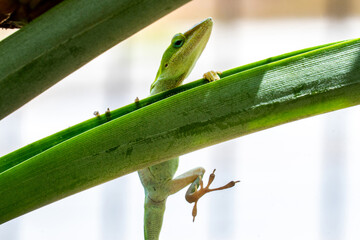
[[0, 0, 191, 120], [1, 37, 360, 223]]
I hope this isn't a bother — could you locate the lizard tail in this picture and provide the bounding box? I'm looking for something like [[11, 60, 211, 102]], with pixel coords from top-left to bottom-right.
[[143, 196, 167, 240]]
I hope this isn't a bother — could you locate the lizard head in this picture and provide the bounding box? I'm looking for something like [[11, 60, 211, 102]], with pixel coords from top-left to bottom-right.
[[150, 18, 213, 94]]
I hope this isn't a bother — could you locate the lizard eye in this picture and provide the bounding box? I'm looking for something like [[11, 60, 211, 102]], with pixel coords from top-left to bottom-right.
[[174, 40, 183, 47], [171, 33, 185, 48]]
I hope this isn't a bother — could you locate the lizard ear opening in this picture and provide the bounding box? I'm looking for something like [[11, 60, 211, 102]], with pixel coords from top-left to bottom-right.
[[171, 33, 185, 48]]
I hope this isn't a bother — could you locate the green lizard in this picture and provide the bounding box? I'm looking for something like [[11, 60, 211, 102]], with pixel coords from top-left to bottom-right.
[[138, 17, 239, 240]]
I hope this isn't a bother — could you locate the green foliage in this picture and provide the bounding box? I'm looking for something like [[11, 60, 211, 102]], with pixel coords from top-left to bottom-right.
[[1, 37, 360, 223], [0, 0, 191, 120]]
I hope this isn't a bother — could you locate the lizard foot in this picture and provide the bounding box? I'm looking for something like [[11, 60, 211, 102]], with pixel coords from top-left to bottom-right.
[[203, 70, 222, 82], [185, 169, 239, 222]]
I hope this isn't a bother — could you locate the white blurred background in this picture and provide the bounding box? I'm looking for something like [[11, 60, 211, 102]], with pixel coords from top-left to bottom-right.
[[1, 0, 360, 239]]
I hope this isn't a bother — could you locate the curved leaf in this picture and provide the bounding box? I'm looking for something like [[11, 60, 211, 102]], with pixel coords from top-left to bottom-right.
[[1, 38, 360, 223]]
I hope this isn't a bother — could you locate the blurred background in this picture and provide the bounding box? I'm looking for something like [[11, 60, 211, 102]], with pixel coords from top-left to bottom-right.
[[1, 0, 360, 239]]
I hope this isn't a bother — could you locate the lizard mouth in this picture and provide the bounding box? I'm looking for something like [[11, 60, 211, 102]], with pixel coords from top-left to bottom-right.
[[184, 17, 213, 37], [181, 17, 213, 61]]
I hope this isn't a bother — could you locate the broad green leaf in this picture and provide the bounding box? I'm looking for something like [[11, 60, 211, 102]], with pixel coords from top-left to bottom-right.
[[1, 38, 360, 223], [0, 0, 191, 120]]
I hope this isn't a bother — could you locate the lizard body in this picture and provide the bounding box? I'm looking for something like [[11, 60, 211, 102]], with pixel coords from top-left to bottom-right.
[[138, 18, 238, 240]]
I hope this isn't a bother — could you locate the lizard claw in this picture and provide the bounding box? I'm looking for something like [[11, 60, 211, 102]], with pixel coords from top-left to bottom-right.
[[185, 169, 240, 221], [203, 71, 222, 82]]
